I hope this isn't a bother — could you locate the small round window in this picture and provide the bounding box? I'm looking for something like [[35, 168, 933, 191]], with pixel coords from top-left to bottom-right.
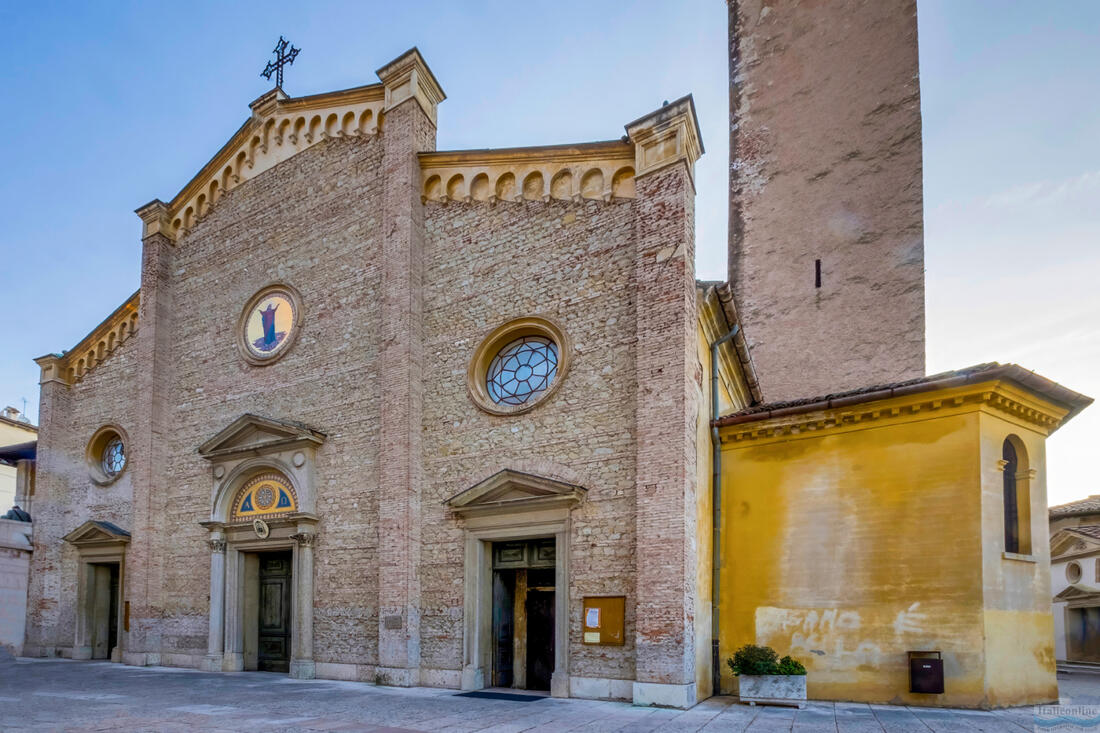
[[86, 425, 129, 486], [237, 284, 304, 365], [101, 436, 126, 477], [487, 336, 559, 406], [467, 316, 571, 416], [1067, 562, 1083, 584]]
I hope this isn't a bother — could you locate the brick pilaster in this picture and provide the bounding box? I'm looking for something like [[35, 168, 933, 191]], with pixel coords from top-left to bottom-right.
[[22, 363, 70, 654], [125, 201, 175, 665], [627, 98, 703, 708], [375, 49, 442, 685]]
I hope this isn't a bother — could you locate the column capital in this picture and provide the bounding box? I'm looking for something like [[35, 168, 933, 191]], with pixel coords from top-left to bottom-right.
[[376, 47, 446, 124], [134, 199, 175, 242], [625, 95, 704, 181], [291, 532, 317, 548], [207, 538, 227, 554]]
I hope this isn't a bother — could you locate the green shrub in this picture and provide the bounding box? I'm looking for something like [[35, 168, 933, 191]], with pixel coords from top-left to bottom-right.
[[727, 644, 778, 676], [777, 655, 807, 675], [726, 645, 806, 676]]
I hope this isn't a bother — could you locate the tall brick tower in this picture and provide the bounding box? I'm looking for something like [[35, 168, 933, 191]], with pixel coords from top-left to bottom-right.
[[728, 0, 926, 402]]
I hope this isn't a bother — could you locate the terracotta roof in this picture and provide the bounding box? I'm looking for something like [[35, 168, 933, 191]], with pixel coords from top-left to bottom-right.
[[1067, 525, 1100, 541], [1051, 497, 1100, 519], [713, 362, 1092, 429]]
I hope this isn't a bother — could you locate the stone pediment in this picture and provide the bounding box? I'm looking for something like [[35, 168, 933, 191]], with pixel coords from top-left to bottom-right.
[[63, 520, 131, 547], [446, 469, 586, 518], [198, 414, 325, 460], [1052, 528, 1100, 560], [1055, 583, 1100, 602]]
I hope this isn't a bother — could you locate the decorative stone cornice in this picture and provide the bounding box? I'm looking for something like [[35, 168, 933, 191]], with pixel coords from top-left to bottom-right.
[[135, 200, 173, 241], [625, 94, 704, 182], [376, 47, 446, 124], [718, 380, 1071, 445], [142, 83, 385, 242], [420, 141, 635, 204], [35, 291, 140, 387]]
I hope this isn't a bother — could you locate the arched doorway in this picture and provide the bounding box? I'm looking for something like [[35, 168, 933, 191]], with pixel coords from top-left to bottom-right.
[[197, 414, 324, 679]]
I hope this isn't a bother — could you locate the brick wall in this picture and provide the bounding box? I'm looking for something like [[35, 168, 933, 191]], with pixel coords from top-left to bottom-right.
[[152, 134, 388, 664], [421, 193, 642, 682], [728, 0, 925, 401], [24, 340, 137, 654], [28, 106, 702, 693]]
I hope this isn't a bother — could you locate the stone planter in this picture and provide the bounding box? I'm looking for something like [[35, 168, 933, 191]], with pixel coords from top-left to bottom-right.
[[737, 674, 807, 708]]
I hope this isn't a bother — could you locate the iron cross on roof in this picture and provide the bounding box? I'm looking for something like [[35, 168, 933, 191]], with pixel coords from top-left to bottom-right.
[[261, 36, 300, 89]]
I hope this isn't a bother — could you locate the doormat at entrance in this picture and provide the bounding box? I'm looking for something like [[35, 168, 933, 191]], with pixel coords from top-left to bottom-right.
[[454, 691, 547, 702]]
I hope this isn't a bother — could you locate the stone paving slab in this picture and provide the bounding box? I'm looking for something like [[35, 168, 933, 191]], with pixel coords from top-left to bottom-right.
[[4, 659, 1100, 731]]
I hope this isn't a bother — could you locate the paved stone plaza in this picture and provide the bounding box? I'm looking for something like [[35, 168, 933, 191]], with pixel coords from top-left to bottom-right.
[[3, 659, 1100, 731]]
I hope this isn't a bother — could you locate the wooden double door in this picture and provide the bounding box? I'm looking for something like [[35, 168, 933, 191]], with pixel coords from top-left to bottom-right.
[[258, 551, 292, 673]]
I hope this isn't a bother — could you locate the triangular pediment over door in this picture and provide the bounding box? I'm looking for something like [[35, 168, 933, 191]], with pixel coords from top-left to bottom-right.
[[198, 414, 325, 460], [445, 469, 586, 518], [63, 520, 131, 547]]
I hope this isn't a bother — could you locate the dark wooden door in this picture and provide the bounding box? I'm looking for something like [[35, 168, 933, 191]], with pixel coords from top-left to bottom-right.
[[525, 590, 554, 691], [258, 552, 292, 673], [492, 570, 515, 687]]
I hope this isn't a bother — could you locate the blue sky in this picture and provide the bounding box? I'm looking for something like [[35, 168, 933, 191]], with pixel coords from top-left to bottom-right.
[[0, 1, 1096, 504]]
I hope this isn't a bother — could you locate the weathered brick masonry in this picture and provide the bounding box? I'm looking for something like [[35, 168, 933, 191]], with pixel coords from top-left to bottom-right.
[[728, 0, 925, 402], [24, 49, 709, 706]]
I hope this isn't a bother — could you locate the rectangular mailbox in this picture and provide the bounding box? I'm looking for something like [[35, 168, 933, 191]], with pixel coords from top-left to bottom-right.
[[908, 651, 944, 694], [582, 596, 625, 645]]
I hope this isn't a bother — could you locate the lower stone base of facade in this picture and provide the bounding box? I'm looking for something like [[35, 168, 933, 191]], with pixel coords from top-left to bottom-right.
[[632, 681, 697, 709]]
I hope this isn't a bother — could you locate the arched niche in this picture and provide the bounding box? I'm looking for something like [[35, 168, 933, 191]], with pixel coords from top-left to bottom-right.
[[196, 414, 326, 679]]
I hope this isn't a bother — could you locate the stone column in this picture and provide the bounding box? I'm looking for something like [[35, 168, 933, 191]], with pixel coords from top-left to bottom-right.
[[626, 97, 704, 710], [125, 200, 176, 667], [202, 535, 226, 671], [290, 529, 316, 679], [373, 48, 444, 687], [222, 548, 244, 671], [72, 563, 94, 660]]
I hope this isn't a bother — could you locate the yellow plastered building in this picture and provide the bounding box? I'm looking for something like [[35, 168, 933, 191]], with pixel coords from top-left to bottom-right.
[[707, 362, 1090, 708]]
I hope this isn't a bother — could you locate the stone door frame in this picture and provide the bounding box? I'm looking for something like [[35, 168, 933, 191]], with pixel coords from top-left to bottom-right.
[[198, 414, 325, 679], [62, 520, 131, 662], [202, 516, 318, 678], [447, 469, 586, 699]]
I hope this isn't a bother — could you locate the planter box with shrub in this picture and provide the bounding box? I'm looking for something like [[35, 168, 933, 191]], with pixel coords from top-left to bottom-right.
[[728, 644, 808, 708]]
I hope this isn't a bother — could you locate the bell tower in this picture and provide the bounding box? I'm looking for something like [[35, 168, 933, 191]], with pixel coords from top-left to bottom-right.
[[728, 0, 926, 401]]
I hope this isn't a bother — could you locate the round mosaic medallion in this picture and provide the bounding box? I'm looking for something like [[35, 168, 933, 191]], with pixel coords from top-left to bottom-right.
[[255, 485, 276, 510], [243, 291, 296, 360]]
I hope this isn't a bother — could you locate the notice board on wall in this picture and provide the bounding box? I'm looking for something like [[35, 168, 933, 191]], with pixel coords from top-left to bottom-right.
[[582, 595, 625, 645]]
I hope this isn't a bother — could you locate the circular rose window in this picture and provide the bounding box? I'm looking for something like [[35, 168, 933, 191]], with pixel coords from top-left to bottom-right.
[[86, 425, 129, 486], [468, 316, 571, 416], [237, 285, 303, 365], [101, 436, 126, 477], [487, 336, 559, 406]]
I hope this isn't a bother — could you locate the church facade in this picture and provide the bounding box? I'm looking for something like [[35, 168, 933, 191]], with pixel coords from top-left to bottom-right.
[[20, 0, 1092, 711]]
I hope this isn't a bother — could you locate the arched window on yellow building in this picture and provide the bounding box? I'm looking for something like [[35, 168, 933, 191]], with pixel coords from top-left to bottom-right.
[[1002, 436, 1032, 555]]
